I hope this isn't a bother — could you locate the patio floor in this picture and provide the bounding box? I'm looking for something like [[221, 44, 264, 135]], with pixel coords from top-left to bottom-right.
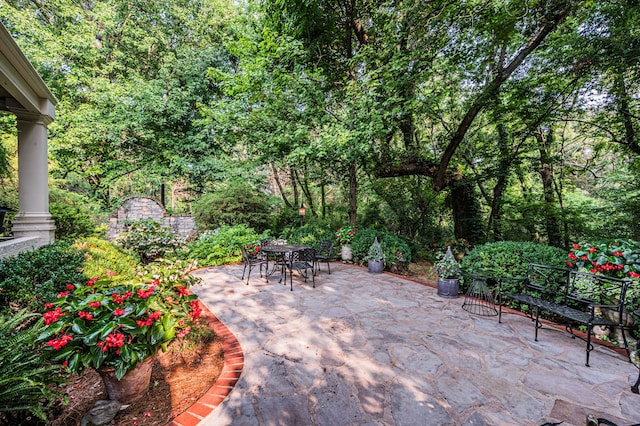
[[183, 263, 640, 425]]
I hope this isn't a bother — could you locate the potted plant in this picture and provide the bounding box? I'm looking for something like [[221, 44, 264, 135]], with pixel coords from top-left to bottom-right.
[[39, 263, 203, 402], [335, 226, 358, 261], [434, 247, 463, 298], [366, 237, 385, 274]]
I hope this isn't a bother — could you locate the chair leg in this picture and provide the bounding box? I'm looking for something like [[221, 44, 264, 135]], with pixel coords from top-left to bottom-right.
[[327, 260, 331, 275], [241, 263, 247, 281], [632, 370, 640, 394]]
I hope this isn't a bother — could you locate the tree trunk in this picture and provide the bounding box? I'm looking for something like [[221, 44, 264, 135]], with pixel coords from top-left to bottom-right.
[[536, 128, 562, 247], [348, 162, 357, 226], [450, 175, 485, 246], [486, 124, 510, 241]]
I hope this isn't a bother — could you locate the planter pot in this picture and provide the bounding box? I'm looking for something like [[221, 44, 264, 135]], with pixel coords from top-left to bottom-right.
[[368, 260, 384, 274], [341, 245, 353, 261], [99, 356, 155, 403], [437, 277, 459, 298]]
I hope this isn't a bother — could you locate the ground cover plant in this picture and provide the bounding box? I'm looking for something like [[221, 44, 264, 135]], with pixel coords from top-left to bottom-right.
[[0, 310, 66, 424], [188, 224, 269, 266], [0, 240, 87, 313]]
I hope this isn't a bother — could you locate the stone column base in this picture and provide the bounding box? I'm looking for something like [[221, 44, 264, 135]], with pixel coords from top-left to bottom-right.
[[12, 213, 56, 245]]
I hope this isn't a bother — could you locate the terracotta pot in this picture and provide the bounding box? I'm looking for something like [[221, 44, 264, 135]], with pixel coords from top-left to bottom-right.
[[99, 356, 154, 403], [341, 245, 353, 261]]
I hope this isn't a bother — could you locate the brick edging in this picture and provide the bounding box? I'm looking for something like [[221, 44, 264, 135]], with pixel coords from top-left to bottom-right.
[[170, 309, 244, 426]]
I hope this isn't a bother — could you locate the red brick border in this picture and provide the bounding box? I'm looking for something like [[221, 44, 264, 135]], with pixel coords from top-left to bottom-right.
[[170, 309, 244, 426]]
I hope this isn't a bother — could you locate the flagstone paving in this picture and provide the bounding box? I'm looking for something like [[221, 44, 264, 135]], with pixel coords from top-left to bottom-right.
[[184, 263, 640, 426]]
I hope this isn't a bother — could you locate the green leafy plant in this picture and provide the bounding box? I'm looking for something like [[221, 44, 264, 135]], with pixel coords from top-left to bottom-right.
[[39, 265, 203, 380], [0, 310, 65, 422], [188, 225, 269, 266], [0, 240, 87, 312], [567, 239, 640, 279], [460, 241, 568, 293], [74, 237, 141, 281], [192, 180, 273, 233], [117, 219, 184, 264], [49, 187, 99, 240], [334, 226, 358, 245], [434, 247, 462, 280], [366, 237, 384, 262]]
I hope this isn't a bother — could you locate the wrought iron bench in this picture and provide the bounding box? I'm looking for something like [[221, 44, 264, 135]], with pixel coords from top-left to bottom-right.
[[498, 263, 631, 366]]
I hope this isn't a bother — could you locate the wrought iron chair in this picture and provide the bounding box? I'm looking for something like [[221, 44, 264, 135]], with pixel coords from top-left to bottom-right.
[[240, 245, 267, 285], [314, 240, 334, 275], [283, 248, 315, 291]]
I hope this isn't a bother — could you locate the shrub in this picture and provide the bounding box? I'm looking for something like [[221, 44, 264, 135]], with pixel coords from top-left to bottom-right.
[[192, 180, 272, 232], [281, 221, 335, 247], [0, 241, 87, 313], [49, 187, 99, 240], [568, 239, 640, 328], [116, 219, 184, 264], [0, 310, 65, 423], [74, 237, 140, 280], [350, 228, 412, 270], [188, 225, 268, 266], [460, 241, 567, 292]]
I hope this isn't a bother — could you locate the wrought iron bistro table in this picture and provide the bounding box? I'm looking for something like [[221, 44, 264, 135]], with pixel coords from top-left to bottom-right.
[[261, 244, 311, 283]]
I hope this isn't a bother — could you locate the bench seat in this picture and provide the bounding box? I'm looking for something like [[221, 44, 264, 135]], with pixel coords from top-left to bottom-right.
[[499, 263, 631, 366]]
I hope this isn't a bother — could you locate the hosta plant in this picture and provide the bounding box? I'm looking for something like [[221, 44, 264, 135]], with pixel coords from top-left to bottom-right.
[[38, 270, 203, 380]]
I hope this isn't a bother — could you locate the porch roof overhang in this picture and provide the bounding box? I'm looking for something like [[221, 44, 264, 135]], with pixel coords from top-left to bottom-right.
[[0, 21, 57, 121]]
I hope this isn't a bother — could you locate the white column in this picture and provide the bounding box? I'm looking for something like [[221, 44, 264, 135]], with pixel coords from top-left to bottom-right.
[[11, 114, 56, 244]]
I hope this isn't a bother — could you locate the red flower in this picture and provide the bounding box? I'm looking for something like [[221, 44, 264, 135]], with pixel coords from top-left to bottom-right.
[[572, 243, 580, 250], [591, 268, 598, 273], [86, 277, 98, 287], [62, 360, 68, 367], [78, 311, 93, 320], [66, 284, 76, 291], [628, 271, 639, 279], [47, 334, 73, 350], [580, 255, 587, 260], [57, 291, 69, 299], [589, 246, 596, 253], [566, 261, 574, 267], [612, 251, 623, 257], [44, 302, 54, 309], [175, 286, 190, 297], [568, 253, 577, 260], [113, 308, 125, 316], [44, 308, 66, 325], [89, 301, 101, 308]]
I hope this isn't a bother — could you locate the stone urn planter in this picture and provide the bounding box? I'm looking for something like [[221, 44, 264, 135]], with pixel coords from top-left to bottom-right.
[[368, 260, 384, 274], [341, 245, 353, 261], [99, 356, 155, 403], [437, 277, 460, 298]]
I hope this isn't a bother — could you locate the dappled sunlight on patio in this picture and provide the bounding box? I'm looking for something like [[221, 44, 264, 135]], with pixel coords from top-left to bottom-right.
[[189, 263, 640, 426]]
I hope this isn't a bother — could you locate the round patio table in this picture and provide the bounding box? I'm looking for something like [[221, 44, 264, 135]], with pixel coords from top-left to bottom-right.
[[261, 244, 311, 282]]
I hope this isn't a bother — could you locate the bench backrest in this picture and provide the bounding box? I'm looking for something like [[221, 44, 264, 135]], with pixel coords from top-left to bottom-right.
[[567, 270, 630, 312], [526, 263, 572, 304], [525, 263, 631, 312]]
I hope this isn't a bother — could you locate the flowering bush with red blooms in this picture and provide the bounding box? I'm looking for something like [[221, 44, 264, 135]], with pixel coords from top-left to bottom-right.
[[38, 266, 203, 380], [567, 240, 640, 279], [335, 226, 358, 245], [568, 240, 640, 316], [246, 243, 261, 256]]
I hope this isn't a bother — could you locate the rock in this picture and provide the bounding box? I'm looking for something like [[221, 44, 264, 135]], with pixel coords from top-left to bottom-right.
[[80, 400, 128, 426]]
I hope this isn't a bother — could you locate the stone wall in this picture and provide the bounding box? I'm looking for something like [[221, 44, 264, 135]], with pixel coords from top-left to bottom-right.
[[0, 236, 41, 259], [107, 196, 197, 241]]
